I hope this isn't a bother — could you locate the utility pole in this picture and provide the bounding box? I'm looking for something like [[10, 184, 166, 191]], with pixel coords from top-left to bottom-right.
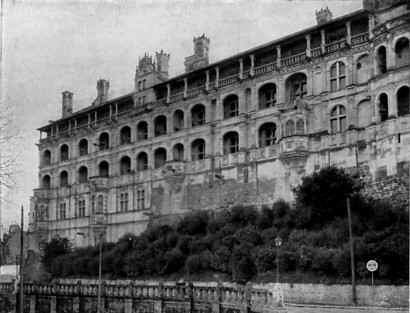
[[19, 205, 24, 313], [346, 198, 356, 304]]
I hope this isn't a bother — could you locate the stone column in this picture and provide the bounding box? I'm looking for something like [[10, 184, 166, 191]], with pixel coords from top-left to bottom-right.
[[166, 83, 171, 103], [250, 54, 255, 76], [215, 66, 220, 88], [321, 29, 326, 54], [390, 91, 398, 118], [305, 34, 311, 58], [124, 299, 133, 313], [239, 58, 244, 80], [205, 70, 210, 91], [184, 78, 188, 98], [276, 45, 281, 69], [346, 21, 352, 46], [211, 282, 222, 313], [368, 15, 375, 40]]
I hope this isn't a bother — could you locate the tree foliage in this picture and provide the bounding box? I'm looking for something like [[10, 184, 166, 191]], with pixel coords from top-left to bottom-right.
[[42, 167, 408, 284]]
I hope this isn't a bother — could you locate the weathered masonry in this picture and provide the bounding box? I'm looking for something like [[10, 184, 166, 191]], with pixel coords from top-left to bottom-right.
[[9, 281, 284, 313], [30, 0, 410, 245]]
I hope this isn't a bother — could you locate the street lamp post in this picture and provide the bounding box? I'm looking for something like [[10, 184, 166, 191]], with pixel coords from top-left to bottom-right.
[[274, 236, 282, 285]]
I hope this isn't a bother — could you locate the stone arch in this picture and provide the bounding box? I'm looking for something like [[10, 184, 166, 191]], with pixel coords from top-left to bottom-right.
[[78, 166, 88, 183], [285, 72, 307, 102], [154, 115, 167, 136], [223, 94, 239, 119], [136, 152, 148, 171], [59, 170, 68, 187], [223, 131, 239, 154], [258, 83, 277, 109], [191, 104, 206, 127], [397, 86, 410, 117], [154, 147, 167, 168], [120, 125, 132, 145], [356, 54, 370, 84], [78, 138, 88, 156], [378, 93, 389, 122], [394, 36, 410, 67], [191, 138, 206, 160], [99, 132, 110, 150], [60, 144, 69, 162], [98, 160, 109, 177], [357, 99, 372, 127], [285, 119, 295, 137], [42, 150, 51, 166], [376, 45, 387, 75], [172, 143, 184, 161], [258, 122, 277, 147], [120, 155, 132, 175], [137, 121, 148, 141], [42, 175, 51, 189], [173, 110, 184, 132]]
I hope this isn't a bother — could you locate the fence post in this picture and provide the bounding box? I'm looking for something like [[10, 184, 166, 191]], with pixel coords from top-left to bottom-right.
[[124, 281, 133, 313], [29, 295, 36, 313], [154, 282, 164, 313], [187, 282, 194, 313], [73, 280, 81, 313], [50, 296, 57, 313], [244, 283, 252, 313], [212, 282, 222, 313]]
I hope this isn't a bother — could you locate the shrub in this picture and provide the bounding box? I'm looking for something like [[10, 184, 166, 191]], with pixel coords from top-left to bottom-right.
[[254, 246, 276, 273]]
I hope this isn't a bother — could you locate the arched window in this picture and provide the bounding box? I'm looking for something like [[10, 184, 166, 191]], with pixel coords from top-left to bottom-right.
[[191, 104, 206, 127], [60, 144, 69, 162], [120, 126, 131, 145], [376, 46, 387, 74], [173, 143, 184, 161], [379, 94, 389, 122], [99, 161, 109, 177], [191, 139, 206, 160], [397, 86, 410, 117], [356, 54, 370, 84], [296, 119, 305, 134], [286, 73, 307, 103], [137, 121, 148, 141], [395, 37, 410, 68], [137, 152, 148, 171], [223, 94, 239, 119], [120, 156, 131, 175], [330, 61, 346, 92], [285, 120, 295, 137], [258, 123, 277, 147], [154, 115, 167, 136], [78, 166, 88, 183], [42, 150, 51, 166], [154, 148, 167, 168], [99, 132, 109, 150], [223, 131, 239, 154], [330, 105, 347, 133], [42, 175, 51, 189], [60, 171, 68, 187], [173, 110, 184, 132], [258, 83, 277, 109], [78, 139, 88, 156]]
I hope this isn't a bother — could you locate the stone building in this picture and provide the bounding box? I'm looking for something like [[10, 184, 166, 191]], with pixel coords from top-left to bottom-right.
[[29, 0, 410, 246]]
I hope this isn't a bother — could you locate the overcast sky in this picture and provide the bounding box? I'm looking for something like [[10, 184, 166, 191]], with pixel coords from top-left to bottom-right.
[[0, 0, 361, 229]]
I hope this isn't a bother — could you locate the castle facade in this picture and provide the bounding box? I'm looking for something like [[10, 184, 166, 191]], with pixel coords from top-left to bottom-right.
[[30, 0, 410, 246]]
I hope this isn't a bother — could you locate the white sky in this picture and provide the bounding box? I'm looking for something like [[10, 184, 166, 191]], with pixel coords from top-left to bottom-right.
[[1, 0, 361, 229]]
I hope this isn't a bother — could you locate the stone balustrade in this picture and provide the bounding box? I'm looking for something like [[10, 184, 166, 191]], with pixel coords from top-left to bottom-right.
[[3, 280, 285, 313]]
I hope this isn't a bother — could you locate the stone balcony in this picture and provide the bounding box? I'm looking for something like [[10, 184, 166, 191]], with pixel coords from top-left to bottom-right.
[[279, 135, 309, 165], [88, 176, 110, 190]]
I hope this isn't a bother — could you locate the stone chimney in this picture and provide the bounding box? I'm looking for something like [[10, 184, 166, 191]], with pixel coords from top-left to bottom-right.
[[62, 91, 73, 118], [95, 79, 109, 105], [316, 7, 333, 25], [184, 34, 210, 72]]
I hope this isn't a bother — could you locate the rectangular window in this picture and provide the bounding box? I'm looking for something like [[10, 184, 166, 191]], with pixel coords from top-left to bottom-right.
[[137, 189, 145, 210], [120, 192, 129, 212], [78, 200, 86, 217], [59, 202, 66, 220]]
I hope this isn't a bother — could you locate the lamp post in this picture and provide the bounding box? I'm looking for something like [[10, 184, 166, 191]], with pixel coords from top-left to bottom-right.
[[274, 236, 282, 285]]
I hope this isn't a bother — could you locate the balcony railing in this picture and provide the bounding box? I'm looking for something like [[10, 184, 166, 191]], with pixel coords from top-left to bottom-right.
[[187, 85, 205, 98], [311, 47, 321, 58], [325, 39, 347, 53], [254, 62, 276, 76], [169, 92, 184, 103], [351, 32, 369, 47], [219, 74, 238, 88], [281, 52, 306, 67]]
